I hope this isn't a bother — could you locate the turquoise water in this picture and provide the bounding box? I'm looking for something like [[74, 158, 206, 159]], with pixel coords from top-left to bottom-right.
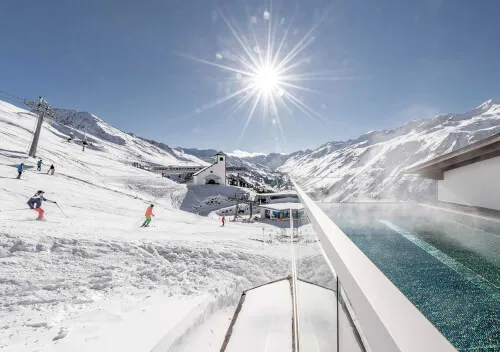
[[318, 203, 500, 351]]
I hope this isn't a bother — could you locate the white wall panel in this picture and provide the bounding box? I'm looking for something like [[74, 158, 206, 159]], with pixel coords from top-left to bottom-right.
[[438, 156, 500, 210]]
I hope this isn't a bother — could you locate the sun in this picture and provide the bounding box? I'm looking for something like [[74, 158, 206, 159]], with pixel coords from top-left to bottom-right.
[[253, 65, 280, 94], [179, 5, 348, 142]]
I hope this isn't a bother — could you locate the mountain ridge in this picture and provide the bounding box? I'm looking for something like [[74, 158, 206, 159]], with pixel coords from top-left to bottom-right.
[[277, 99, 500, 201], [10, 98, 500, 199]]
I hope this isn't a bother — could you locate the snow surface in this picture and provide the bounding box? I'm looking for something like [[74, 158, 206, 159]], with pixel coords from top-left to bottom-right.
[[224, 280, 293, 352], [0, 101, 305, 351]]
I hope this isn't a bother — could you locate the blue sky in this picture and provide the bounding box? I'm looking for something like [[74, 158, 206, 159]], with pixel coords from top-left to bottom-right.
[[1, 0, 499, 154]]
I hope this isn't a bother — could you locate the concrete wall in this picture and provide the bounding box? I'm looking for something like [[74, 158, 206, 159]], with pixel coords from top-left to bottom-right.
[[438, 156, 500, 210]]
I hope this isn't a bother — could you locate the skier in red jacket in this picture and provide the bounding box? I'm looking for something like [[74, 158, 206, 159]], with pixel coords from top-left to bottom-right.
[[141, 205, 155, 227]]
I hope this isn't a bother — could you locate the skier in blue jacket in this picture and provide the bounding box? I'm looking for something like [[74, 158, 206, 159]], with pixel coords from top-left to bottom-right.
[[16, 163, 24, 179], [27, 190, 56, 220]]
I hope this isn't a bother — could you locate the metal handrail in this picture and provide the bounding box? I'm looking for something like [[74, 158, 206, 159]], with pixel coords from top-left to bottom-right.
[[292, 180, 456, 352]]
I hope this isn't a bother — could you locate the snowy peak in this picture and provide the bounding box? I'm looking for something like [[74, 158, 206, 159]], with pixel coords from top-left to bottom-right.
[[2, 103, 207, 168], [52, 108, 127, 145], [280, 99, 500, 201], [475, 99, 500, 112]]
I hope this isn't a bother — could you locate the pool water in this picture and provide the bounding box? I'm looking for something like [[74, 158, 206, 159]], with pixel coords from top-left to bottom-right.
[[318, 203, 500, 351]]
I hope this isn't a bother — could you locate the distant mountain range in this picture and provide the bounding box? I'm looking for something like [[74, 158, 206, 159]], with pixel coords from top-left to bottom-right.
[[39, 99, 500, 199], [276, 99, 500, 201]]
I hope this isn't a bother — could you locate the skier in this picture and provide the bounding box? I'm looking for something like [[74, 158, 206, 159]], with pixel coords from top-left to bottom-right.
[[36, 159, 43, 172], [48, 164, 55, 175], [37, 96, 47, 108], [27, 190, 56, 220], [221, 216, 225, 227], [16, 163, 24, 179], [141, 204, 155, 227]]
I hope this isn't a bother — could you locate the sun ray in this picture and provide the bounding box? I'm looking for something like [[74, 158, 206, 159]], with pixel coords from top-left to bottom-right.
[[281, 74, 362, 82], [227, 88, 258, 117], [249, 16, 266, 67], [278, 81, 326, 95], [276, 56, 312, 75], [275, 17, 323, 72], [180, 3, 352, 144], [193, 85, 255, 115], [176, 52, 255, 77], [282, 90, 326, 123], [269, 92, 287, 146], [275, 90, 294, 115], [217, 8, 262, 71], [271, 1, 299, 67], [239, 91, 262, 142], [265, 1, 273, 65]]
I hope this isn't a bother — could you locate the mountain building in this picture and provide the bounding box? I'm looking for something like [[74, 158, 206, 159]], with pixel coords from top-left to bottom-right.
[[193, 151, 227, 185]]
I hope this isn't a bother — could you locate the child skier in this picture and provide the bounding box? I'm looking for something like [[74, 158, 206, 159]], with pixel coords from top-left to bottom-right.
[[48, 164, 55, 175], [27, 190, 56, 220], [16, 163, 24, 179], [141, 204, 155, 227], [37, 159, 43, 172]]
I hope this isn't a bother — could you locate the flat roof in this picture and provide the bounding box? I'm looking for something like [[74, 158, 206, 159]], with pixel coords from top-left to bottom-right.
[[406, 132, 500, 180], [255, 191, 297, 196], [260, 203, 304, 211]]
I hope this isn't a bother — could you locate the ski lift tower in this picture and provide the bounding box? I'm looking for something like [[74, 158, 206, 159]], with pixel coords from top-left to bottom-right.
[[227, 193, 260, 221], [24, 96, 54, 158]]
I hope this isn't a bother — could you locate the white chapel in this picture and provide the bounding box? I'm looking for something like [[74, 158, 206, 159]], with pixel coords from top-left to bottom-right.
[[192, 151, 226, 185]]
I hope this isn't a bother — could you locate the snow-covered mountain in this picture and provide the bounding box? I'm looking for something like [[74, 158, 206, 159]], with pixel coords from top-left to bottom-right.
[[22, 99, 500, 201], [48, 108, 207, 167], [278, 99, 500, 201], [174, 147, 291, 191]]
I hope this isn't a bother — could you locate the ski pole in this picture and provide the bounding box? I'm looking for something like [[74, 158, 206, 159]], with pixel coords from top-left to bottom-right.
[[55, 203, 74, 225], [55, 203, 68, 218]]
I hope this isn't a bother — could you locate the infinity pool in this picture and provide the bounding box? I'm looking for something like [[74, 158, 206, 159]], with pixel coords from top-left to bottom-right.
[[318, 202, 500, 351]]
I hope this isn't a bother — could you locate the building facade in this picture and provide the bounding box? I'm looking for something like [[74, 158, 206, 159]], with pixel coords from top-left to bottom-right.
[[407, 133, 500, 210], [193, 151, 227, 185]]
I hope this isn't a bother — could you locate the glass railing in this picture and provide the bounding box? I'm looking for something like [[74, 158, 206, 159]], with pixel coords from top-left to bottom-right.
[[291, 180, 457, 352], [294, 209, 367, 351]]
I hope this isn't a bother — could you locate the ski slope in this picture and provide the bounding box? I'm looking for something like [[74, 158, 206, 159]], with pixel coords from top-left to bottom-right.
[[0, 101, 299, 351]]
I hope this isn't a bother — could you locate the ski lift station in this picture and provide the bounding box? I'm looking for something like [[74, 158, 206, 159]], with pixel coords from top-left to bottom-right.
[[253, 191, 299, 204], [259, 202, 304, 220]]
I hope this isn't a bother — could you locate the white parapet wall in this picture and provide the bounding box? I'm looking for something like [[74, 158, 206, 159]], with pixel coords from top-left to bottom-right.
[[438, 156, 500, 210], [292, 180, 456, 352]]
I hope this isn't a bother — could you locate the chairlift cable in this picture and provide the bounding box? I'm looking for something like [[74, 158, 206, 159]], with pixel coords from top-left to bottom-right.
[[0, 89, 25, 101]]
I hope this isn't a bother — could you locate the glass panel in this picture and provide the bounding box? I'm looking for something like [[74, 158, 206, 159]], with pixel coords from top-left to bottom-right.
[[293, 204, 366, 351]]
